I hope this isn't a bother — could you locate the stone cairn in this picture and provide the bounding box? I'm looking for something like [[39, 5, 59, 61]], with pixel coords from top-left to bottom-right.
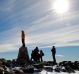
[[17, 30, 29, 65]]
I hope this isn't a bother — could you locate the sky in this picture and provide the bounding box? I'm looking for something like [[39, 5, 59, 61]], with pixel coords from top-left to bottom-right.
[[0, 0, 79, 61]]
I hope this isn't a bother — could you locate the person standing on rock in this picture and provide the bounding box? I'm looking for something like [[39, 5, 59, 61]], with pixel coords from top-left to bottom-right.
[[51, 46, 56, 64], [21, 30, 25, 47], [40, 50, 44, 62]]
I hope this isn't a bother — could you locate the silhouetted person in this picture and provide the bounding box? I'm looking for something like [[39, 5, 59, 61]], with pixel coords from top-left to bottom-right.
[[51, 46, 56, 64], [21, 30, 25, 47], [40, 50, 44, 62], [34, 47, 40, 62], [32, 47, 40, 62], [31, 50, 34, 61]]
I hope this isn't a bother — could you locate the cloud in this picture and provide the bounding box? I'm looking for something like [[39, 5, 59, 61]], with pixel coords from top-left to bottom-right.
[[0, 0, 79, 52], [0, 43, 17, 52], [0, 0, 16, 12], [56, 55, 65, 58], [0, 22, 79, 52]]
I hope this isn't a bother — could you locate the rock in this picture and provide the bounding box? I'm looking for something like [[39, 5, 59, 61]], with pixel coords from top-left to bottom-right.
[[22, 67, 34, 73], [17, 46, 29, 65], [44, 66, 53, 72]]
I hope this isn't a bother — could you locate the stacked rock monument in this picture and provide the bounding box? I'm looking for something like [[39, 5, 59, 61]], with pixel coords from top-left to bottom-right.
[[17, 30, 29, 65]]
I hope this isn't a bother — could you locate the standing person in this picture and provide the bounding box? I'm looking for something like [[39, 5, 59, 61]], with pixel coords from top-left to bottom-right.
[[31, 50, 34, 61], [21, 30, 25, 47], [51, 46, 56, 64], [40, 50, 44, 62], [33, 47, 40, 62]]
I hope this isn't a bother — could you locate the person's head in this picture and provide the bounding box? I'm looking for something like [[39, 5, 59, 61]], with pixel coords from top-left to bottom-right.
[[35, 47, 38, 49], [40, 50, 42, 52], [52, 46, 55, 48], [21, 30, 24, 34], [35, 47, 39, 52], [53, 46, 55, 48]]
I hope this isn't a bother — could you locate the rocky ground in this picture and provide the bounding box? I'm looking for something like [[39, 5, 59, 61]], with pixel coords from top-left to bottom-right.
[[0, 58, 79, 74]]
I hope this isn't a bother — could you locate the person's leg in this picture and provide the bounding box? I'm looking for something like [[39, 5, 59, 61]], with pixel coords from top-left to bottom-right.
[[41, 57, 43, 62], [22, 39, 25, 47], [53, 54, 56, 64]]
